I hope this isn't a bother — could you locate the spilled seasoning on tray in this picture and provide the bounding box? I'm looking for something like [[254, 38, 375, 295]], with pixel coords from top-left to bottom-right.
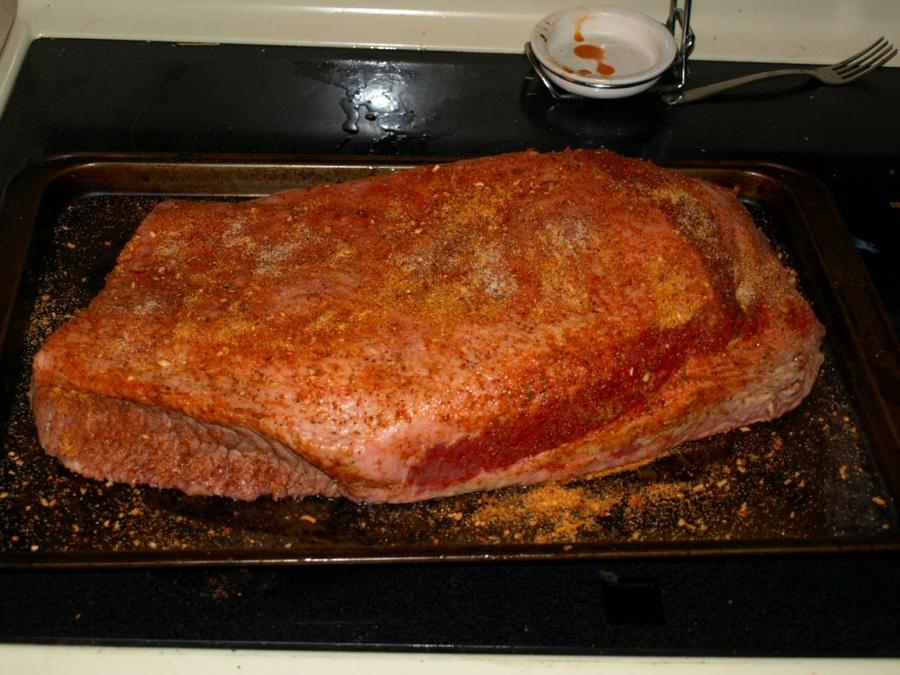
[[0, 181, 895, 560]]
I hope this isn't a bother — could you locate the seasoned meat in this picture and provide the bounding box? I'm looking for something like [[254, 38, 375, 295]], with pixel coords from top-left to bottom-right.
[[31, 150, 824, 502]]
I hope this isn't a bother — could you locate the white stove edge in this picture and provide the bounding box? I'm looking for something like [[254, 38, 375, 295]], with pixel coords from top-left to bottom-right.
[[0, 0, 898, 114], [4, 645, 900, 675]]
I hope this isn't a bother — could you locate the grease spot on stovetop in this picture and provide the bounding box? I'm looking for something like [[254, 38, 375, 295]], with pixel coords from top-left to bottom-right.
[[308, 61, 419, 137], [338, 73, 416, 135]]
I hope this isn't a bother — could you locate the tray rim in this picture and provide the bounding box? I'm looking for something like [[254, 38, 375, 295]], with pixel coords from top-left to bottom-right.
[[1, 152, 898, 569]]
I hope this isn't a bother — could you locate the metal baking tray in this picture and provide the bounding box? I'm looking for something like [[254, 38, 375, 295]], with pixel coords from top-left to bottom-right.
[[0, 154, 897, 567]]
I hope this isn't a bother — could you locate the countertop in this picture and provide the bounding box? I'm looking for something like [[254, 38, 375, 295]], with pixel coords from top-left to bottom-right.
[[1, 6, 899, 674]]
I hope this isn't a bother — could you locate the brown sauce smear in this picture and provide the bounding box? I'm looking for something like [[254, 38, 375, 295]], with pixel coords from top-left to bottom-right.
[[574, 43, 615, 76], [574, 14, 590, 43]]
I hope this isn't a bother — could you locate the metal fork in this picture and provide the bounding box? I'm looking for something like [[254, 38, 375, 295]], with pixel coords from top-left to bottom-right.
[[662, 37, 897, 105]]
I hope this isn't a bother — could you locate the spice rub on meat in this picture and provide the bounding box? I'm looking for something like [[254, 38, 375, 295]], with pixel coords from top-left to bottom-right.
[[30, 150, 824, 503]]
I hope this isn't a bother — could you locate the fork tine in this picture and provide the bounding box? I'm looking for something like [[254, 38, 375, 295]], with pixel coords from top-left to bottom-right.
[[834, 41, 890, 74], [832, 37, 885, 69], [835, 41, 892, 75], [837, 42, 896, 80], [838, 45, 897, 82], [872, 47, 898, 69]]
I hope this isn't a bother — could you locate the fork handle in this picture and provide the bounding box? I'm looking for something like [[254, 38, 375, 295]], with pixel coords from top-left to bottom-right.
[[662, 68, 812, 105]]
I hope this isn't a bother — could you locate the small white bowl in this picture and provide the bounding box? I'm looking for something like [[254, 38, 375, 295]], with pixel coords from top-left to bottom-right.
[[529, 6, 677, 99]]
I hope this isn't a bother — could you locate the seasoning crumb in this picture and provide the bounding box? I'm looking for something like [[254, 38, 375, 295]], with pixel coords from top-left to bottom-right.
[[872, 496, 888, 508], [299, 514, 317, 523], [739, 426, 751, 432], [839, 465, 850, 481]]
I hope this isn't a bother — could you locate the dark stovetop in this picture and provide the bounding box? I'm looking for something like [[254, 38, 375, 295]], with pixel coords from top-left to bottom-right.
[[0, 38, 899, 655]]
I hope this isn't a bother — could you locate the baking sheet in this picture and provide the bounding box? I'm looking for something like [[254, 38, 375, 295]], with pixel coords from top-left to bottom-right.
[[0, 155, 897, 566]]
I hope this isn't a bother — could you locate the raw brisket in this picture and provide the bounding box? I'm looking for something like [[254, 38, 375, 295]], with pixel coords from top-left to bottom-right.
[[31, 150, 824, 502]]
